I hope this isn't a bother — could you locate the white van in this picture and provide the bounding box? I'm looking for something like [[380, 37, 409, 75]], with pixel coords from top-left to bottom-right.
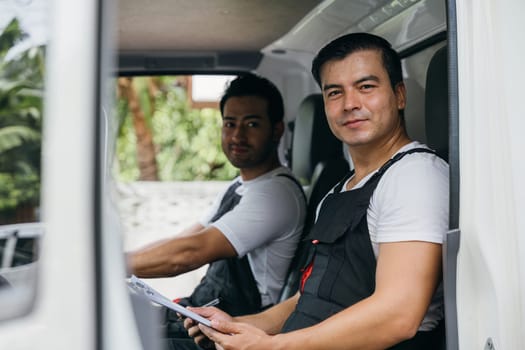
[[0, 0, 524, 349]]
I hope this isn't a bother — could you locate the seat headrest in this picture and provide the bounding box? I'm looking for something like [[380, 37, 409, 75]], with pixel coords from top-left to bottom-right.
[[290, 94, 342, 184], [425, 46, 449, 162]]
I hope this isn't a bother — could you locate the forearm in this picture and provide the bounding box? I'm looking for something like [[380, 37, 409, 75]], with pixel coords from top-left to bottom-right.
[[129, 237, 204, 278], [271, 294, 419, 350], [129, 226, 236, 278], [235, 292, 299, 335]]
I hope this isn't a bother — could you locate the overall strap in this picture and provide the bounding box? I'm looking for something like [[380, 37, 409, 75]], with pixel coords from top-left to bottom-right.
[[333, 148, 436, 193], [276, 173, 307, 203], [210, 180, 242, 223]]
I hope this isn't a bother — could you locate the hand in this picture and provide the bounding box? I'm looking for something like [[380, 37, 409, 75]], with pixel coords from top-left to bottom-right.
[[184, 307, 233, 349], [199, 319, 273, 350]]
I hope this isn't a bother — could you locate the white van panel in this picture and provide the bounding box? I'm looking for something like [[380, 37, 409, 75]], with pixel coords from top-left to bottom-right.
[[0, 0, 98, 348], [35, 0, 98, 346], [456, 0, 525, 349]]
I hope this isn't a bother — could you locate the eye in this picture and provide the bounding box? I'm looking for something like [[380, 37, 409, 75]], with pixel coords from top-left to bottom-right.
[[359, 84, 376, 91], [247, 121, 259, 128], [223, 121, 235, 128], [326, 89, 341, 98]]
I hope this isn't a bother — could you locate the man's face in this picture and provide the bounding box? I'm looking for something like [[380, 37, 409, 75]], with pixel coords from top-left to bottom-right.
[[320, 49, 406, 149], [221, 95, 280, 170]]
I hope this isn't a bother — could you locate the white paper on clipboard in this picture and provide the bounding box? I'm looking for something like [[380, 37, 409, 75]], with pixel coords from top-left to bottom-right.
[[127, 275, 213, 328]]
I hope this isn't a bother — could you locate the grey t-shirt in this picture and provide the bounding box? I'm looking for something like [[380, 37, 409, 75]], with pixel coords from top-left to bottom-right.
[[199, 166, 306, 306]]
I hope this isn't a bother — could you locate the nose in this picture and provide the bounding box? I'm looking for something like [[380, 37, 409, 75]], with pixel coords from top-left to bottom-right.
[[343, 89, 361, 112], [231, 123, 246, 142]]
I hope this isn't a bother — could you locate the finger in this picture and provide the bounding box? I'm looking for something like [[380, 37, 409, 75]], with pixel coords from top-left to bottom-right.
[[195, 334, 215, 350], [187, 323, 202, 338], [193, 333, 206, 344], [199, 325, 229, 350], [183, 317, 195, 330], [210, 319, 241, 335], [198, 323, 223, 343], [187, 306, 218, 318], [199, 320, 240, 344]]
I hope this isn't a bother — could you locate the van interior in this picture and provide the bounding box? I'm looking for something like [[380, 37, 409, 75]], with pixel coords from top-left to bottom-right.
[[116, 0, 456, 348]]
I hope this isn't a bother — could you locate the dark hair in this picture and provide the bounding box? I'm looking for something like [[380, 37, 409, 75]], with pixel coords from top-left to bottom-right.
[[311, 32, 403, 90], [219, 73, 284, 125]]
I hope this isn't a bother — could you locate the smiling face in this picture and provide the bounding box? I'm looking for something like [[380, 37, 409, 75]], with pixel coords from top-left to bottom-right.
[[221, 95, 283, 179], [320, 49, 407, 152]]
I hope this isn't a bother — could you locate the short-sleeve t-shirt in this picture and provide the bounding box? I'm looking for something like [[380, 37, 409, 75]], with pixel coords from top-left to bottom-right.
[[199, 166, 306, 306]]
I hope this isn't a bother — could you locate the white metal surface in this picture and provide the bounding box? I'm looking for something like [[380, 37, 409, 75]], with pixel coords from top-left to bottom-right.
[[0, 0, 98, 348], [456, 0, 525, 349]]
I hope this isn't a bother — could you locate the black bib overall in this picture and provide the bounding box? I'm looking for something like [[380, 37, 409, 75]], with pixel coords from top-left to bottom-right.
[[178, 180, 262, 315], [282, 149, 444, 349]]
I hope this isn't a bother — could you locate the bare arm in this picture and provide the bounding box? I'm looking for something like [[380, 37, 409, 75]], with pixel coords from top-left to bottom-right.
[[201, 241, 442, 350], [127, 223, 204, 253], [236, 292, 300, 334], [128, 225, 237, 278], [177, 222, 208, 238]]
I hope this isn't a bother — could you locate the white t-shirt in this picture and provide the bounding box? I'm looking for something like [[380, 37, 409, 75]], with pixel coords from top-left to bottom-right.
[[199, 166, 306, 306], [318, 141, 449, 331]]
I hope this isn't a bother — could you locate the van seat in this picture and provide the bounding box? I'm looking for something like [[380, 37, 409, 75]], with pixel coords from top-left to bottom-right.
[[290, 94, 344, 188], [279, 94, 349, 302], [425, 45, 449, 350], [425, 46, 449, 161]]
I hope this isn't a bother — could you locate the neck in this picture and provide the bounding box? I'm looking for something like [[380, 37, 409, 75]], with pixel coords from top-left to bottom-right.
[[239, 154, 282, 181], [347, 132, 411, 187]]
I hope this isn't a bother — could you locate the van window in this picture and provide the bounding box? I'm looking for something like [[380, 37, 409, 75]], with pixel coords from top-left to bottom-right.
[[113, 74, 238, 296], [0, 0, 48, 320]]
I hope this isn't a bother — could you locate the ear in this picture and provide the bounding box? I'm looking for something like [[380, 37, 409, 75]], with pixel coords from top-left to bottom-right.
[[272, 120, 284, 142], [394, 82, 407, 110]]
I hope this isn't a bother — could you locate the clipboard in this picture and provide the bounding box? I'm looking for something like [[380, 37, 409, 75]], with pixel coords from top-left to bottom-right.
[[127, 275, 213, 328]]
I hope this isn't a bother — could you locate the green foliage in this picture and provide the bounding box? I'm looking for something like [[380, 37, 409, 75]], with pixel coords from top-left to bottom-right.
[[115, 111, 140, 180], [115, 76, 238, 181], [0, 18, 27, 57], [0, 18, 44, 215], [0, 173, 39, 210]]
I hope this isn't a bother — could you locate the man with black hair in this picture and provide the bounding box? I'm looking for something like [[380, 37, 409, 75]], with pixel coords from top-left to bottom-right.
[[190, 33, 448, 350], [128, 73, 306, 347]]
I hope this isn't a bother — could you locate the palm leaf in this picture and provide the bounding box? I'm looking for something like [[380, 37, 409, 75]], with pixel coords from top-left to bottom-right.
[[0, 125, 41, 153], [0, 18, 27, 59]]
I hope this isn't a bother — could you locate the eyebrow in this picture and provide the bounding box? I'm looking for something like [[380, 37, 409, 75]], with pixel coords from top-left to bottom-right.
[[322, 83, 342, 92], [322, 75, 381, 91], [355, 75, 380, 85], [223, 115, 263, 121]]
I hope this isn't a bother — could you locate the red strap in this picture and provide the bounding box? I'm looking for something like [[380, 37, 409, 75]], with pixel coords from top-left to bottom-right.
[[300, 239, 319, 293], [300, 259, 314, 293]]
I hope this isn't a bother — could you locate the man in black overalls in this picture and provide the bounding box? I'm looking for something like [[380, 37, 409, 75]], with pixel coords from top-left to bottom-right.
[[192, 33, 448, 350], [127, 74, 306, 350]]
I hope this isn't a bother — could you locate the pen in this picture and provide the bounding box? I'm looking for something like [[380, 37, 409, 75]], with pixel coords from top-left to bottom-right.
[[201, 298, 220, 307]]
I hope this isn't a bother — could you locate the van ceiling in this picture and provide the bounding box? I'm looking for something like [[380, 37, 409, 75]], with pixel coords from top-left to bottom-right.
[[117, 0, 446, 74], [118, 0, 322, 52]]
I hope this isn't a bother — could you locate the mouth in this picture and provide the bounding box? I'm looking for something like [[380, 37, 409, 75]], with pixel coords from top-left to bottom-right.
[[229, 144, 250, 154], [341, 118, 366, 129]]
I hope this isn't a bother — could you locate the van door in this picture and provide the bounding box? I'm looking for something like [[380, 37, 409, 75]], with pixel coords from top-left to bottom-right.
[[0, 0, 156, 348]]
